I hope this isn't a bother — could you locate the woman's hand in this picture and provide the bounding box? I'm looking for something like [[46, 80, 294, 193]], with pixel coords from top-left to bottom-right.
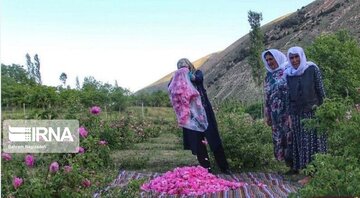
[[188, 72, 195, 81], [265, 117, 272, 126], [287, 115, 292, 128]]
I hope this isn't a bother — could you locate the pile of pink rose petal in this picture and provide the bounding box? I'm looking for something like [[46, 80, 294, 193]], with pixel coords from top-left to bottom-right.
[[141, 166, 247, 196]]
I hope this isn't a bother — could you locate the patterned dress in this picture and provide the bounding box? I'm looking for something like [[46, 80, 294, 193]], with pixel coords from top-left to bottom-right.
[[287, 66, 327, 171], [264, 69, 292, 164]]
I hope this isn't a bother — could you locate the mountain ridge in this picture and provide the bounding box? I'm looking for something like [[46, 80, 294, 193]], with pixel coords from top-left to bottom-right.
[[139, 0, 360, 103]]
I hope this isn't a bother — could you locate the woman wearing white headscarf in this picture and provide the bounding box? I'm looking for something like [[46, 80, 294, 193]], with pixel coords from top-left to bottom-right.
[[285, 46, 327, 184], [262, 49, 293, 173]]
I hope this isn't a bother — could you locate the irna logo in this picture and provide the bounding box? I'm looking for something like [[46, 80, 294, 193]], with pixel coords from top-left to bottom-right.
[[8, 126, 74, 142]]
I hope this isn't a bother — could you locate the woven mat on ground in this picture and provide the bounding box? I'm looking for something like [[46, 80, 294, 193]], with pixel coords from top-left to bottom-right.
[[93, 170, 300, 198]]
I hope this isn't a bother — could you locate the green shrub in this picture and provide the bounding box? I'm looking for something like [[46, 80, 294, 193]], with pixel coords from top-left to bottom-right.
[[244, 101, 263, 120], [104, 178, 147, 198], [293, 31, 360, 196], [217, 99, 246, 114], [218, 106, 273, 170], [100, 120, 132, 150], [120, 178, 147, 197], [1, 153, 105, 197], [306, 30, 360, 103], [295, 154, 360, 197], [119, 155, 149, 170], [297, 96, 360, 196], [1, 106, 113, 197]]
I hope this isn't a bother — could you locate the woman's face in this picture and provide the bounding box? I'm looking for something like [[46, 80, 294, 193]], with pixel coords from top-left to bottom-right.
[[265, 54, 279, 70], [289, 53, 301, 68]]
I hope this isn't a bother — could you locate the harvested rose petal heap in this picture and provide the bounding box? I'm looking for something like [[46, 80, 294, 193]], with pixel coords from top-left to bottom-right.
[[141, 166, 247, 196]]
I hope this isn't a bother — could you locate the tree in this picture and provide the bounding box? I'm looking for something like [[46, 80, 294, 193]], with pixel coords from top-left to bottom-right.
[[82, 76, 101, 91], [59, 72, 67, 87], [1, 64, 35, 85], [58, 88, 83, 118], [248, 10, 265, 118], [111, 86, 128, 111], [81, 76, 107, 107], [247, 10, 265, 86], [114, 80, 119, 88], [296, 31, 360, 198], [28, 85, 58, 109], [306, 30, 360, 103], [147, 91, 171, 107], [75, 76, 81, 90], [26, 53, 35, 82], [26, 53, 42, 84], [1, 64, 38, 108], [34, 54, 42, 84]]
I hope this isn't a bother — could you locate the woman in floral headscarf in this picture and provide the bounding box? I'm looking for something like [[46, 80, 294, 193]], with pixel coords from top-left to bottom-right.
[[168, 64, 208, 132], [262, 49, 293, 173], [285, 46, 327, 185], [169, 58, 230, 174]]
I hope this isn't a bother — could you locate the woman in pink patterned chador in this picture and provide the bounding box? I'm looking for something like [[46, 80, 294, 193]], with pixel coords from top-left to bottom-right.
[[168, 58, 230, 174]]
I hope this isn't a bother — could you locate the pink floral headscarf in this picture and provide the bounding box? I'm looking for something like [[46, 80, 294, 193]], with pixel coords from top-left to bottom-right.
[[168, 67, 208, 132]]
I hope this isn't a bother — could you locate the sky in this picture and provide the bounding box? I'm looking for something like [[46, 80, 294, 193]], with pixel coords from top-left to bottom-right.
[[1, 0, 314, 92]]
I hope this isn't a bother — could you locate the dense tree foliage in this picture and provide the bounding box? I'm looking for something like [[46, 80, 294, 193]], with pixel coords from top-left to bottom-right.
[[306, 30, 360, 103], [247, 10, 265, 86], [1, 64, 171, 112], [295, 30, 360, 197]]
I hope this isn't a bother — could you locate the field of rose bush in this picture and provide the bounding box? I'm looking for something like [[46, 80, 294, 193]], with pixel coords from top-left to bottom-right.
[[1, 102, 275, 197], [1, 106, 167, 197], [3, 98, 359, 197]]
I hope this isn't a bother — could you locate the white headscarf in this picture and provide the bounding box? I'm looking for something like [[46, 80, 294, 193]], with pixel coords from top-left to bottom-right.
[[261, 49, 288, 73], [285, 46, 318, 76]]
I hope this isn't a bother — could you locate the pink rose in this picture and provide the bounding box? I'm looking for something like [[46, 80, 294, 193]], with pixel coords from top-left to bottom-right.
[[2, 153, 12, 161], [82, 179, 91, 188], [13, 177, 23, 189], [64, 165, 72, 173], [77, 146, 85, 154], [90, 106, 101, 115], [24, 154, 35, 167], [141, 166, 245, 195], [78, 126, 88, 138], [49, 161, 59, 173]]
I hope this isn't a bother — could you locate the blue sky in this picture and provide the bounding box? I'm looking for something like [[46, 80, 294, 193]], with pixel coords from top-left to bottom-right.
[[1, 0, 314, 92]]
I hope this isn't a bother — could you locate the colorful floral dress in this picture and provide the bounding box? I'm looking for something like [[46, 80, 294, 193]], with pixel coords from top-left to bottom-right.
[[264, 69, 292, 164]]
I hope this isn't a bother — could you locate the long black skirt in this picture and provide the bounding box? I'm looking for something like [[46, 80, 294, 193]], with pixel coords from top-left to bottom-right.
[[291, 111, 327, 171], [183, 103, 222, 155]]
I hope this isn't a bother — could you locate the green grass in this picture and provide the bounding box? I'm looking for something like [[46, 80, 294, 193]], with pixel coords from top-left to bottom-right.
[[111, 133, 198, 172], [106, 107, 195, 172]]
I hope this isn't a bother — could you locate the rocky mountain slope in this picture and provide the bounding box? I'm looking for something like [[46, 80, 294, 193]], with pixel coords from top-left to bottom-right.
[[139, 0, 360, 103]]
